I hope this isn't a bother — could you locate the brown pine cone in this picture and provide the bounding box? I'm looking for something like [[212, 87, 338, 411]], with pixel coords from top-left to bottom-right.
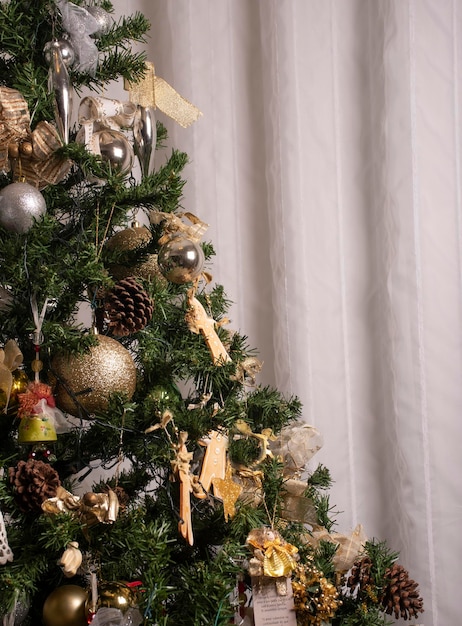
[[8, 459, 61, 512], [381, 563, 424, 621], [105, 277, 154, 336], [346, 555, 373, 592]]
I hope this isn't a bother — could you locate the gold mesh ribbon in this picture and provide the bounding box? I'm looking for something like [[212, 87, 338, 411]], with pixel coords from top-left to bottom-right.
[[0, 87, 71, 189], [125, 61, 202, 128], [0, 340, 23, 413]]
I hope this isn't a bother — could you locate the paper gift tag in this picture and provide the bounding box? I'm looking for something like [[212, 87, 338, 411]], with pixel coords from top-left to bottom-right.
[[251, 577, 297, 626]]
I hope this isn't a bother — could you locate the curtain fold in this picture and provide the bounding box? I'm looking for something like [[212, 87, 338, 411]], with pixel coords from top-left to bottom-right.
[[110, 2, 462, 624]]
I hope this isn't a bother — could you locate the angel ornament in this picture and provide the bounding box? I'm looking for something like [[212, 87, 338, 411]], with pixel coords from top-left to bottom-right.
[[171, 431, 200, 546]]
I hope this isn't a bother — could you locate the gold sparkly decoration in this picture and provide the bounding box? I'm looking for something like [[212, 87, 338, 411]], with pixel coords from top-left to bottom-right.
[[125, 61, 202, 128], [105, 224, 163, 282], [42, 585, 88, 626], [50, 335, 137, 416], [212, 462, 243, 521], [292, 562, 341, 626]]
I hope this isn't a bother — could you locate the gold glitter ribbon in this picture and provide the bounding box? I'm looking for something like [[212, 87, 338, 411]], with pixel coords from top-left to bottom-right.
[[0, 340, 23, 413], [125, 61, 202, 128], [0, 87, 71, 189], [247, 528, 299, 578]]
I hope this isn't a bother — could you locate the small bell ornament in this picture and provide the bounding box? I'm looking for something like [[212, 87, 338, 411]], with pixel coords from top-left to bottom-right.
[[17, 382, 59, 444]]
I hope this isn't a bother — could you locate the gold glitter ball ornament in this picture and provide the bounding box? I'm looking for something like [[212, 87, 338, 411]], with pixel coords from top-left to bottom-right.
[[50, 335, 137, 416], [105, 224, 163, 282], [42, 585, 88, 626]]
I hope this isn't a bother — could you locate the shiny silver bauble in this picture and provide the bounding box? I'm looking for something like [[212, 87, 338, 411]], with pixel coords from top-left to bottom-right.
[[0, 182, 47, 233], [157, 235, 205, 284], [133, 105, 157, 177], [94, 129, 134, 176], [43, 39, 75, 67]]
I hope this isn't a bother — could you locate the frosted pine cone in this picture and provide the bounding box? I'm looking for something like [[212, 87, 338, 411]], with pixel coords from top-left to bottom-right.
[[381, 563, 424, 621], [8, 459, 61, 512], [105, 276, 154, 336]]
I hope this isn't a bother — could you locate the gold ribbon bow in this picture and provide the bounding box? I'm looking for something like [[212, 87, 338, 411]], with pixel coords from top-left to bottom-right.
[[0, 340, 23, 412], [151, 210, 209, 246], [234, 419, 276, 467], [125, 61, 202, 128], [0, 86, 72, 189], [247, 527, 299, 578]]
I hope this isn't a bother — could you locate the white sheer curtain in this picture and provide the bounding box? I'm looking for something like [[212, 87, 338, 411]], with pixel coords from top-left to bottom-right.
[[109, 2, 462, 624]]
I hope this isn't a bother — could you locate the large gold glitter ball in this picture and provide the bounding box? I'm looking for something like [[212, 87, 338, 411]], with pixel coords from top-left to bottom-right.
[[42, 585, 88, 626], [50, 335, 137, 416], [105, 225, 162, 281]]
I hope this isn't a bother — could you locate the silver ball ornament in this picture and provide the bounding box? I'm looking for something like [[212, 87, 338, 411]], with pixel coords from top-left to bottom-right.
[[94, 129, 134, 176], [0, 182, 47, 233], [86, 6, 113, 37], [158, 235, 205, 284], [2, 595, 30, 625], [43, 39, 75, 67]]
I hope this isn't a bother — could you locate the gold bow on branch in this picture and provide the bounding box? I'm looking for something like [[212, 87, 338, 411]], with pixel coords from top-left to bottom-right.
[[151, 210, 209, 246], [0, 86, 72, 189], [0, 340, 23, 413], [125, 61, 202, 128]]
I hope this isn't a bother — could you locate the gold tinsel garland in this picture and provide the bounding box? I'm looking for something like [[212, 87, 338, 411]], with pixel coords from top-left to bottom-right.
[[292, 562, 341, 626]]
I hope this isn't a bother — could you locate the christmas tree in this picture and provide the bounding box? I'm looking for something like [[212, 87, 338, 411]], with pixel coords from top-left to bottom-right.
[[0, 2, 424, 625]]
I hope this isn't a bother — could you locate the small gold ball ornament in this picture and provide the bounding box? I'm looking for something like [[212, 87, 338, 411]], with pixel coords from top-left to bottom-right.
[[50, 335, 137, 416], [105, 224, 163, 281], [88, 581, 137, 614], [42, 585, 88, 626]]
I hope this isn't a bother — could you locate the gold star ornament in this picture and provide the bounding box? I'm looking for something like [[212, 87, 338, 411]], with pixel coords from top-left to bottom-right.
[[212, 462, 242, 521]]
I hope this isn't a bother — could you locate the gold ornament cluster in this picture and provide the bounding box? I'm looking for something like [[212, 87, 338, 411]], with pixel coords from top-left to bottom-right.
[[292, 561, 342, 626]]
